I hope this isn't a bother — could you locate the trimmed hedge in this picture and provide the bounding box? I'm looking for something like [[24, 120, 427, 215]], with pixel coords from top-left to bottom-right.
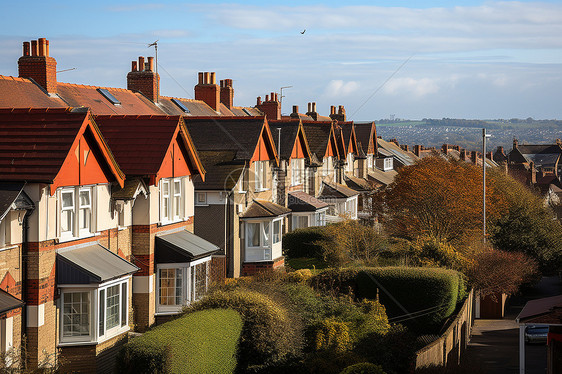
[[311, 267, 466, 333], [117, 309, 242, 374], [187, 288, 294, 371], [283, 226, 328, 259]]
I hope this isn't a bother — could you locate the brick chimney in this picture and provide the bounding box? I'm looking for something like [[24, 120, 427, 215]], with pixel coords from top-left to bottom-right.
[[306, 102, 319, 120], [290, 105, 300, 119], [127, 56, 160, 102], [330, 105, 346, 122], [413, 145, 421, 157], [195, 72, 220, 111], [18, 38, 57, 93], [471, 151, 478, 165], [256, 92, 280, 120], [442, 144, 449, 155], [220, 79, 234, 109]]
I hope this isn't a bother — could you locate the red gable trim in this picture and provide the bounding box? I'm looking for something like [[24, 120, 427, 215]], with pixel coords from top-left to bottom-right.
[[290, 121, 312, 160], [51, 111, 125, 194], [154, 119, 206, 185], [250, 117, 279, 166]]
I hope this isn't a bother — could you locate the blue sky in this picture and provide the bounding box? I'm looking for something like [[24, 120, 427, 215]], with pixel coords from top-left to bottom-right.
[[2, 1, 562, 120]]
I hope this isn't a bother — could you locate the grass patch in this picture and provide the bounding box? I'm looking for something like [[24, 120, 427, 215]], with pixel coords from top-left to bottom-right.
[[287, 257, 328, 270], [118, 309, 242, 374]]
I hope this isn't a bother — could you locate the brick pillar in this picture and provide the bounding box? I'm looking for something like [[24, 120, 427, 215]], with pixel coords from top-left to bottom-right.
[[18, 38, 57, 93], [131, 225, 156, 332]]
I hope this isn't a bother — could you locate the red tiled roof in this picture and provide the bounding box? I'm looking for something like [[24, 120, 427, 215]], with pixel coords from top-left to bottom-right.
[[0, 108, 124, 186], [95, 115, 204, 179], [57, 83, 163, 115], [158, 96, 220, 117], [0, 76, 67, 108]]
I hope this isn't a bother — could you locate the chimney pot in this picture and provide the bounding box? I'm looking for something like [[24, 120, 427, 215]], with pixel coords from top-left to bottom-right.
[[210, 72, 216, 84], [312, 102, 316, 112], [131, 61, 137, 72], [22, 42, 30, 57], [257, 96, 262, 105], [204, 72, 210, 84], [38, 38, 46, 57], [266, 95, 269, 102], [45, 39, 49, 56], [307, 102, 311, 113], [31, 40, 38, 56], [293, 105, 298, 114], [138, 56, 145, 71], [147, 56, 154, 71]]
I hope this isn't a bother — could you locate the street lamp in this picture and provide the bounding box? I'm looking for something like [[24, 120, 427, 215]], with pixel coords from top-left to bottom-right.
[[483, 128, 491, 243]]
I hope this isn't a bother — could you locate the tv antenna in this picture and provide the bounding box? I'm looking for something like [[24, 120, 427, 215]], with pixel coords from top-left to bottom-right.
[[280, 86, 293, 114], [148, 40, 159, 102]]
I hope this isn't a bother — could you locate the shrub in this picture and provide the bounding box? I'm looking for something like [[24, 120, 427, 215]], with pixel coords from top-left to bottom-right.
[[310, 268, 360, 296], [117, 309, 242, 374], [286, 268, 313, 283], [311, 318, 352, 353], [408, 235, 471, 271], [187, 288, 294, 370], [340, 362, 387, 374], [283, 226, 328, 259]]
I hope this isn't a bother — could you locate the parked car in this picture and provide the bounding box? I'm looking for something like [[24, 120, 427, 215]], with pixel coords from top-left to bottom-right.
[[525, 325, 549, 344]]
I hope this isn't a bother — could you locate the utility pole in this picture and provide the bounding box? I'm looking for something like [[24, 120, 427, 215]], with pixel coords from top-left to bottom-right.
[[482, 128, 491, 243]]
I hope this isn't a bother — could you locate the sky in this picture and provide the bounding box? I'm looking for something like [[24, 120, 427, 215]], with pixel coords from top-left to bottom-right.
[[1, 1, 562, 121]]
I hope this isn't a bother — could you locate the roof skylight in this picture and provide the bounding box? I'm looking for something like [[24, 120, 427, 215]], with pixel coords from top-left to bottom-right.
[[171, 98, 190, 113], [97, 88, 121, 105]]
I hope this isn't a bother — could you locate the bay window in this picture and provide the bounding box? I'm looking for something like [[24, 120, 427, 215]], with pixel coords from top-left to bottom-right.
[[244, 218, 283, 262], [156, 260, 211, 314], [292, 215, 309, 230], [291, 158, 304, 186], [160, 178, 184, 223], [60, 278, 130, 345], [60, 186, 93, 240]]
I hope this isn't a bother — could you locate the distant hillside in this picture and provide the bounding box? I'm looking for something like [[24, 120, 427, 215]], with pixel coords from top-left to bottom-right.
[[375, 118, 562, 152]]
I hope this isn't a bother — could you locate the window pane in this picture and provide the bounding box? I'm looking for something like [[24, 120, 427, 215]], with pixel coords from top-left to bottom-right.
[[248, 223, 260, 247], [159, 268, 183, 306], [99, 290, 105, 336], [62, 191, 74, 208], [79, 190, 90, 206], [273, 221, 280, 243], [80, 207, 91, 230], [62, 292, 90, 337], [61, 210, 74, 233], [262, 222, 270, 247], [106, 285, 120, 330], [121, 283, 128, 327]]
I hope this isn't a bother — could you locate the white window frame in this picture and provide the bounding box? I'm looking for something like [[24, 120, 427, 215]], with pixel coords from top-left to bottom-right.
[[59, 276, 130, 346], [156, 258, 211, 315], [291, 158, 304, 186], [346, 153, 354, 172], [59, 186, 94, 241], [315, 210, 327, 226], [292, 214, 310, 230], [254, 161, 268, 191], [384, 157, 393, 171], [322, 156, 331, 177], [160, 178, 184, 224], [0, 219, 6, 249]]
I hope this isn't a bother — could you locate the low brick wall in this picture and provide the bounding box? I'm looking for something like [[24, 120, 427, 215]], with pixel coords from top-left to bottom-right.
[[241, 257, 285, 276], [415, 289, 474, 370]]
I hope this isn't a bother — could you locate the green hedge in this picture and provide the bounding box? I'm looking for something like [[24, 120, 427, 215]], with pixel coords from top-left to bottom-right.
[[311, 267, 466, 334], [283, 226, 328, 259], [340, 362, 387, 374], [187, 288, 294, 371], [117, 308, 242, 374]]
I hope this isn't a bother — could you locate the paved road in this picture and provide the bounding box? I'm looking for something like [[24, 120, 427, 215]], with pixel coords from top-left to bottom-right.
[[462, 276, 561, 374]]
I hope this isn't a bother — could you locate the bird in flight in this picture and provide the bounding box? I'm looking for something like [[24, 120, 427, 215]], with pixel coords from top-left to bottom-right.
[[301, 29, 306, 34]]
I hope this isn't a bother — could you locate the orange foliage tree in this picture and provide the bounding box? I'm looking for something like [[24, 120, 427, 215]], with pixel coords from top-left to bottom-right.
[[373, 156, 508, 245]]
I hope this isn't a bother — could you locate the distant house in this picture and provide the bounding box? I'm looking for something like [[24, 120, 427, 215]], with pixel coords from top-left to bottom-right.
[[318, 182, 359, 221]]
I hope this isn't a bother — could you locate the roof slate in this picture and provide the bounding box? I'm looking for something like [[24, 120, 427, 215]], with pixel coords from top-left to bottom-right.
[[0, 108, 87, 183], [193, 150, 244, 190], [319, 182, 359, 199], [239, 200, 291, 218], [287, 191, 329, 212], [0, 288, 24, 314], [301, 121, 333, 161], [0, 76, 67, 108]]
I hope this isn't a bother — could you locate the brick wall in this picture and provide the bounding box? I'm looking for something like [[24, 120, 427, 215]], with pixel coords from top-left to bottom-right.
[[242, 257, 285, 276], [59, 332, 128, 373]]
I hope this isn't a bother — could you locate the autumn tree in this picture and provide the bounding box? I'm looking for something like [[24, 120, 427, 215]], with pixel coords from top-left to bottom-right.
[[373, 156, 507, 245]]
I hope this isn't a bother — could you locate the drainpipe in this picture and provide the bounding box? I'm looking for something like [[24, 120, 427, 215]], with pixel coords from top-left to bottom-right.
[[21, 206, 33, 368]]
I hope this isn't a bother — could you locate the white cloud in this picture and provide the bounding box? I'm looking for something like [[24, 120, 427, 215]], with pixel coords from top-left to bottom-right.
[[324, 80, 359, 97], [383, 77, 440, 98]]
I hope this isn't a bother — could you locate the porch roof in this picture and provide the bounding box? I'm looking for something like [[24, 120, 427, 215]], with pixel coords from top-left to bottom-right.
[[155, 230, 220, 264]]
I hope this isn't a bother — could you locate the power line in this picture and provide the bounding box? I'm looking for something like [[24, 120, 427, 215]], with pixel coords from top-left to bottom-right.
[[350, 54, 415, 120]]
